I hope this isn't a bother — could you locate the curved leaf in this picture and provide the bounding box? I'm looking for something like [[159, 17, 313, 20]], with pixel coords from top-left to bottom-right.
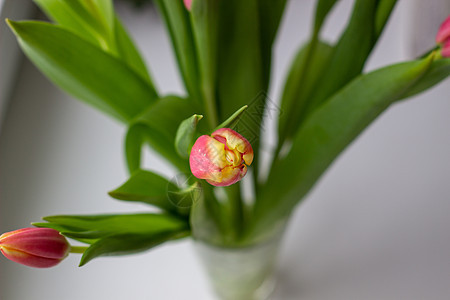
[[154, 0, 201, 103], [33, 0, 101, 47], [41, 213, 187, 234], [278, 40, 333, 144], [258, 0, 288, 87], [34, 0, 154, 88], [252, 56, 435, 237], [32, 212, 189, 266], [33, 212, 189, 248], [7, 20, 156, 123], [400, 58, 450, 99], [114, 16, 153, 86], [375, 0, 398, 38], [296, 0, 398, 134], [190, 0, 220, 127], [108, 169, 178, 212], [213, 105, 248, 132], [79, 230, 189, 266], [313, 0, 340, 33], [125, 96, 197, 173], [175, 114, 203, 158]]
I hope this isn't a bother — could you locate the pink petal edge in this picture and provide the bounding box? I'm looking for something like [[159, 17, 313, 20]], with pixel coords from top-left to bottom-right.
[[183, 0, 192, 11], [436, 15, 450, 44]]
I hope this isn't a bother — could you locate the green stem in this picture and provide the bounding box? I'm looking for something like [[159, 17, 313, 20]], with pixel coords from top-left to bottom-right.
[[201, 181, 228, 238], [226, 184, 244, 242], [203, 85, 218, 128], [69, 246, 88, 254]]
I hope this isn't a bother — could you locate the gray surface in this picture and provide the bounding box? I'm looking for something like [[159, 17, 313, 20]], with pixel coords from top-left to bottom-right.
[[1, 1, 450, 299]]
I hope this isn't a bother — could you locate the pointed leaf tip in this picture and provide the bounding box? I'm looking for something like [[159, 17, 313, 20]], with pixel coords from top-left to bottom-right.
[[175, 114, 204, 158], [214, 105, 249, 132]]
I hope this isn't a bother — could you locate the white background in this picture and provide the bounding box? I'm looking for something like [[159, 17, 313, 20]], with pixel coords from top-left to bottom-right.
[[1, 0, 450, 299]]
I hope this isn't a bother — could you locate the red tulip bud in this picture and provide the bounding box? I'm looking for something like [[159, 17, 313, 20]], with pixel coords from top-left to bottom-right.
[[0, 228, 70, 268], [436, 15, 450, 57], [190, 128, 253, 186]]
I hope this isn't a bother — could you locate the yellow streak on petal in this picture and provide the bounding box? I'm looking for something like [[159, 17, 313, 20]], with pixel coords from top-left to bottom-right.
[[1, 246, 27, 258], [208, 170, 223, 183], [240, 165, 248, 178], [207, 138, 228, 169], [243, 153, 253, 165], [0, 228, 30, 241], [221, 166, 241, 183]]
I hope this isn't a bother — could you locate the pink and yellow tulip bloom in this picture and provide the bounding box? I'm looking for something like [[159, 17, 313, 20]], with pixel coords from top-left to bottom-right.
[[190, 128, 253, 187], [436, 15, 450, 57], [0, 228, 70, 268]]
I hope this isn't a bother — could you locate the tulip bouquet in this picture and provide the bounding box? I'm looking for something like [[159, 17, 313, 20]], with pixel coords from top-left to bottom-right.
[[2, 0, 450, 298]]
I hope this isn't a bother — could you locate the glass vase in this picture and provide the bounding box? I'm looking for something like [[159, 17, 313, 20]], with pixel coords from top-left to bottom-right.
[[194, 233, 284, 300]]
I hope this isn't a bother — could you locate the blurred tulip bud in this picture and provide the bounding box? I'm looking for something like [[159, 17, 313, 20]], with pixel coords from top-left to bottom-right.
[[436, 15, 450, 57], [184, 0, 192, 11], [441, 40, 450, 57], [0, 228, 70, 268], [190, 128, 253, 186]]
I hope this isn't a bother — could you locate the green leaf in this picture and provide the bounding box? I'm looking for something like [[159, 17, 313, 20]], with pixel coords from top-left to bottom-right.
[[36, 213, 190, 266], [257, 0, 288, 88], [32, 222, 99, 244], [216, 0, 266, 180], [108, 169, 179, 212], [375, 0, 398, 38], [63, 0, 113, 43], [33, 0, 101, 47], [89, 0, 114, 34], [42, 213, 187, 235], [190, 182, 224, 245], [32, 222, 84, 235], [125, 96, 197, 173], [190, 0, 219, 128], [400, 57, 450, 99], [7, 20, 156, 123], [252, 56, 435, 238], [277, 0, 341, 144], [125, 124, 146, 175], [298, 0, 398, 129], [213, 105, 248, 132], [79, 230, 189, 266], [35, 212, 190, 250], [175, 114, 203, 158], [258, 0, 287, 49], [113, 16, 154, 86], [154, 0, 201, 103], [278, 40, 333, 145], [313, 0, 340, 33], [34, 0, 154, 88], [217, 0, 265, 140]]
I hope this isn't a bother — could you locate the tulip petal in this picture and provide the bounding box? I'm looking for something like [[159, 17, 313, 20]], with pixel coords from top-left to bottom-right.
[[184, 0, 192, 11], [190, 135, 227, 181], [0, 228, 33, 240], [207, 166, 241, 187], [436, 15, 450, 44], [190, 128, 254, 186], [442, 39, 450, 58], [0, 228, 69, 259], [212, 128, 253, 163], [1, 247, 63, 268]]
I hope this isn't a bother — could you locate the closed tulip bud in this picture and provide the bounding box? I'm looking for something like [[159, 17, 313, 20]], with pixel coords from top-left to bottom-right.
[[436, 15, 450, 57], [0, 228, 70, 268], [184, 0, 192, 11], [190, 128, 253, 186]]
